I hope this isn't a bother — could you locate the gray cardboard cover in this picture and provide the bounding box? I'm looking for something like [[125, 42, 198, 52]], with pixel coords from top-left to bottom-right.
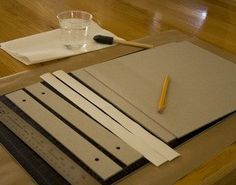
[[77, 41, 236, 138]]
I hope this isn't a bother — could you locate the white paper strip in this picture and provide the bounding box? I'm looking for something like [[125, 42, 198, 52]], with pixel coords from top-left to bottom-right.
[[53, 70, 180, 160], [41, 73, 167, 166]]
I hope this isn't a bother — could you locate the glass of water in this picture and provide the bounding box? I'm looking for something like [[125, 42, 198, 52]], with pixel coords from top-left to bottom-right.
[[57, 10, 93, 50]]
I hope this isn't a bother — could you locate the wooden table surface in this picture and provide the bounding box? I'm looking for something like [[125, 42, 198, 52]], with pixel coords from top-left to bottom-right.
[[0, 0, 236, 185]]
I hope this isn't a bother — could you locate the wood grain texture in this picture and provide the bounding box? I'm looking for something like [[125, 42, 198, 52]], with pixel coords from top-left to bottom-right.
[[0, 0, 236, 185], [175, 142, 236, 185], [0, 0, 236, 77]]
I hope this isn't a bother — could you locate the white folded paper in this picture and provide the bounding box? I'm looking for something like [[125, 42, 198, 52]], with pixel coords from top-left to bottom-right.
[[0, 21, 120, 65]]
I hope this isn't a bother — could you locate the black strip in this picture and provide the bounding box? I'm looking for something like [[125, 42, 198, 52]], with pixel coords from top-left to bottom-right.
[[41, 81, 119, 137], [0, 96, 105, 184], [169, 111, 236, 148], [41, 81, 111, 131], [23, 88, 127, 168], [104, 157, 148, 185], [0, 111, 70, 185]]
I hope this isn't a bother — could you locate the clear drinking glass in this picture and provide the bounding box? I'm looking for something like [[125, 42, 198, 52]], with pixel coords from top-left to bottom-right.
[[57, 10, 93, 49]]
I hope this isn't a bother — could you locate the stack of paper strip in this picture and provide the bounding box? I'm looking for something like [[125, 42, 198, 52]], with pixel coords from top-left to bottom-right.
[[40, 71, 180, 166]]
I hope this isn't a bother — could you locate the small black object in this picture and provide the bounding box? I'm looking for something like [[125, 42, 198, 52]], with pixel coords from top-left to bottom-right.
[[93, 35, 114, 45]]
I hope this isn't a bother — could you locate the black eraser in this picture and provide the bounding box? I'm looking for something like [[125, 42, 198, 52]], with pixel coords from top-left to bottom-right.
[[93, 35, 114, 45]]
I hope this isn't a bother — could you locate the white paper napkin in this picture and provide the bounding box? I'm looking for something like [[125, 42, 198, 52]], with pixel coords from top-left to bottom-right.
[[0, 21, 120, 65]]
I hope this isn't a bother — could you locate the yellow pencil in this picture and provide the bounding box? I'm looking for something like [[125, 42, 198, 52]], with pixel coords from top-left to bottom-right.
[[158, 75, 170, 113]]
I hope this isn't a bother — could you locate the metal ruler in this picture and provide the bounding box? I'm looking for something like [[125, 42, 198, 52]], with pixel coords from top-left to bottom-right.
[[0, 100, 100, 185]]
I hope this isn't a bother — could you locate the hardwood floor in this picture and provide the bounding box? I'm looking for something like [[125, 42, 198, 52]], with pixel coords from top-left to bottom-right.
[[0, 0, 236, 77]]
